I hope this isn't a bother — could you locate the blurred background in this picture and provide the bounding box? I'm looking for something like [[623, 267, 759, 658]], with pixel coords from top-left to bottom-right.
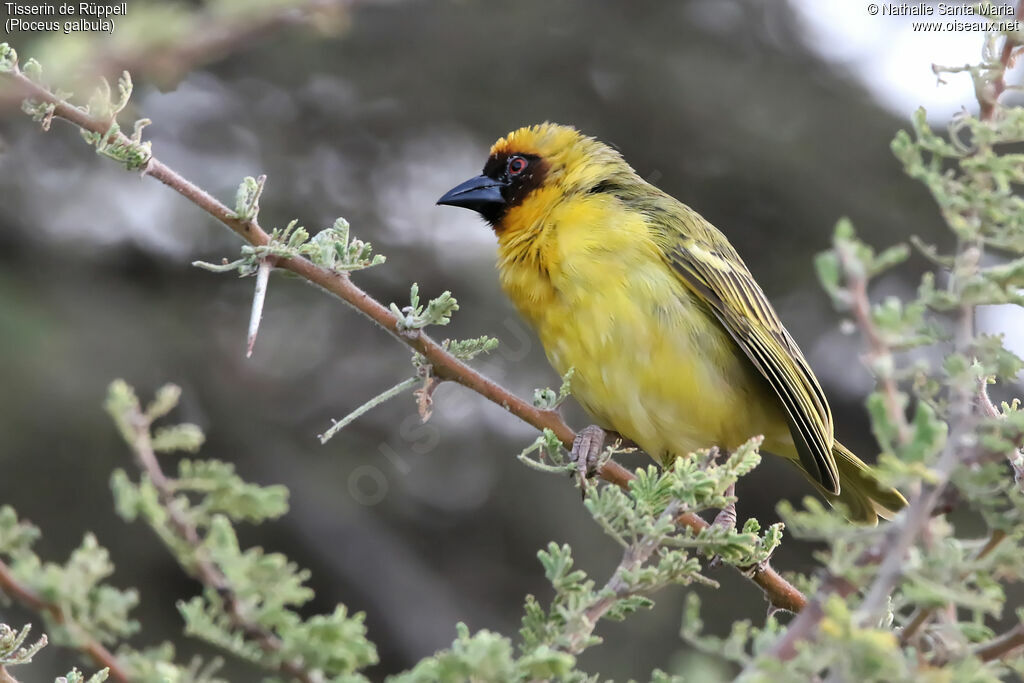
[[1, 0, 1021, 679]]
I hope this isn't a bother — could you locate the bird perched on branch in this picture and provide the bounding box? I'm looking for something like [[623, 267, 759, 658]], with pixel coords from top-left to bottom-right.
[[438, 123, 906, 523]]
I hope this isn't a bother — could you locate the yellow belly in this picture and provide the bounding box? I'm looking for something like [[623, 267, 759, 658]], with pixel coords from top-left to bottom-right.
[[497, 201, 791, 464]]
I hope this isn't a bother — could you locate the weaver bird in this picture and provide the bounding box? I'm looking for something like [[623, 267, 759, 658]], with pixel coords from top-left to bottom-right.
[[438, 123, 906, 523]]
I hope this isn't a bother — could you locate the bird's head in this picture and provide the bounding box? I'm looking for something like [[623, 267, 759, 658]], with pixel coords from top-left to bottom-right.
[[437, 123, 636, 231]]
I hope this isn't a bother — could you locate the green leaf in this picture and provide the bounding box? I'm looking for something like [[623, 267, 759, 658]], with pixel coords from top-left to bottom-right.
[[151, 424, 205, 454], [175, 460, 289, 523]]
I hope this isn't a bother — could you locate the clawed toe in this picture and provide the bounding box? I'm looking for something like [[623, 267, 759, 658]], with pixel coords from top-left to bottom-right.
[[570, 424, 607, 495]]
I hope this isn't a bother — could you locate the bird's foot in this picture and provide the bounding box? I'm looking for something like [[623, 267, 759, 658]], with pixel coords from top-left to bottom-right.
[[570, 424, 608, 496], [708, 483, 737, 569], [712, 482, 737, 530]]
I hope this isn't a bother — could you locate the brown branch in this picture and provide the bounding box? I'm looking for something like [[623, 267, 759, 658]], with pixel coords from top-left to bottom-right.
[[0, 61, 806, 616], [767, 563, 866, 661], [974, 621, 1024, 662], [855, 432, 968, 619], [0, 560, 131, 682], [120, 398, 322, 683], [765, 303, 974, 663]]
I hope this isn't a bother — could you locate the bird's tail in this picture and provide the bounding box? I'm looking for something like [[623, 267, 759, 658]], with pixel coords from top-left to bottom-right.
[[817, 441, 907, 524]]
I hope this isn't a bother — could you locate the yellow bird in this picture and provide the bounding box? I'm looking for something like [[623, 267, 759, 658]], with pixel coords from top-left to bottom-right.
[[438, 123, 906, 523]]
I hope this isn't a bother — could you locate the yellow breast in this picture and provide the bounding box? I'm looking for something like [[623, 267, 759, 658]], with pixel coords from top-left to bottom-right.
[[496, 194, 788, 463]]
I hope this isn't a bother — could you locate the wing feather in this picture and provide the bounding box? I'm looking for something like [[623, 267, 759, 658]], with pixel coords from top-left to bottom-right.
[[650, 203, 839, 493]]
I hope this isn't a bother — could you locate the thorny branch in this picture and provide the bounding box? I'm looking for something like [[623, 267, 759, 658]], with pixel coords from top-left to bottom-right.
[[0, 51, 808, 616]]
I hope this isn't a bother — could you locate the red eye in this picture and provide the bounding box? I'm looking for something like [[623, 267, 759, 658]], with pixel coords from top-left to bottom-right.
[[508, 156, 528, 175]]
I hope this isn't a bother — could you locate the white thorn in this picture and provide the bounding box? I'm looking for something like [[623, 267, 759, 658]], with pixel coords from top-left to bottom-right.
[[247, 258, 271, 358]]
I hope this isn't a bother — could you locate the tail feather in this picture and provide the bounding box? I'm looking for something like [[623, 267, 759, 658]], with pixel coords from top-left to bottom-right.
[[817, 442, 907, 524]]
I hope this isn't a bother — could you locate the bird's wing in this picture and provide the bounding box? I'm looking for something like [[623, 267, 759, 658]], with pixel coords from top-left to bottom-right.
[[658, 207, 839, 493]]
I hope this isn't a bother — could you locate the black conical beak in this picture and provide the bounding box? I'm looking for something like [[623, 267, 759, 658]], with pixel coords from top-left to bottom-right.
[[437, 175, 507, 215]]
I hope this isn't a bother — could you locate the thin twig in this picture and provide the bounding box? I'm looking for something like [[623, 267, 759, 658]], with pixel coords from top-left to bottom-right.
[[855, 437, 967, 620], [122, 402, 323, 683], [0, 560, 130, 682], [0, 64, 807, 615], [837, 241, 911, 445], [318, 376, 418, 444]]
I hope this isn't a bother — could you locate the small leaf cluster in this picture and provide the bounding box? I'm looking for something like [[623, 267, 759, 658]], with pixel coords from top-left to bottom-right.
[[684, 594, 920, 683], [437, 334, 500, 362], [11, 50, 65, 134], [0, 43, 16, 73], [0, 621, 112, 683], [0, 623, 47, 668], [390, 282, 459, 332], [533, 368, 576, 410], [194, 210, 386, 278], [56, 668, 110, 683], [390, 622, 578, 683]]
